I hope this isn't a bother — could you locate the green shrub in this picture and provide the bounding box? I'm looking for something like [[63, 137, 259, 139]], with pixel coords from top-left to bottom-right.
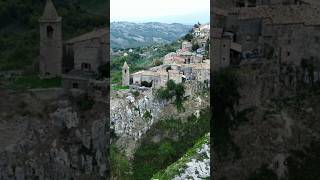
[[132, 91, 140, 97], [143, 110, 152, 120], [155, 80, 185, 110], [110, 145, 131, 180], [112, 85, 129, 90], [1, 75, 61, 90]]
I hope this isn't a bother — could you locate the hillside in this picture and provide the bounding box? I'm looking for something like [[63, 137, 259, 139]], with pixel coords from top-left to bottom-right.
[[0, 0, 107, 71], [110, 22, 192, 49], [152, 133, 210, 180]]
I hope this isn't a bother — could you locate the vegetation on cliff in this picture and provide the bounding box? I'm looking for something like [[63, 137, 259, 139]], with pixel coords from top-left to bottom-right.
[[156, 80, 185, 111], [212, 68, 242, 158], [130, 108, 210, 179], [152, 133, 210, 180]]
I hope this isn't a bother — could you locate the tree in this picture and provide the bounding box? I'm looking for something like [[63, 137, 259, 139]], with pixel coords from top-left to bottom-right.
[[153, 59, 162, 66], [175, 83, 185, 100], [192, 43, 200, 51], [166, 80, 176, 91], [183, 33, 193, 42]]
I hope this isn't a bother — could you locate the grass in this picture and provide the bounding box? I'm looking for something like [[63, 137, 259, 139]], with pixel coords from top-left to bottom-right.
[[110, 144, 132, 180], [112, 85, 129, 91], [0, 75, 61, 90]]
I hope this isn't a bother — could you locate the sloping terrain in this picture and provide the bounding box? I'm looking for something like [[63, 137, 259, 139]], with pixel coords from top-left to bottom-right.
[[153, 133, 210, 180]]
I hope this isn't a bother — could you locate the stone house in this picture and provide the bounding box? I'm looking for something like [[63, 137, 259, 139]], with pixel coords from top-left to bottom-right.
[[180, 64, 195, 80], [66, 29, 108, 74], [168, 69, 184, 84], [163, 56, 185, 65], [131, 70, 168, 88], [192, 63, 210, 83], [181, 41, 193, 51]]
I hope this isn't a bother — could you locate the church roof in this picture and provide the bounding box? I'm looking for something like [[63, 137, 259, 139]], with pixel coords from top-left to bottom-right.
[[39, 0, 61, 22], [67, 29, 108, 44]]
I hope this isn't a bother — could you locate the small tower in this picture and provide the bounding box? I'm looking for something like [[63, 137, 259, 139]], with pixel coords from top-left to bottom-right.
[[122, 61, 130, 86], [39, 0, 63, 76]]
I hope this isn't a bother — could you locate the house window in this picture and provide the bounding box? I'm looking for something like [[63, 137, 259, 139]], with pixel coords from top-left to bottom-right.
[[47, 26, 54, 38], [81, 63, 91, 70], [72, 83, 79, 89], [288, 39, 291, 44], [315, 36, 319, 43], [287, 51, 290, 56]]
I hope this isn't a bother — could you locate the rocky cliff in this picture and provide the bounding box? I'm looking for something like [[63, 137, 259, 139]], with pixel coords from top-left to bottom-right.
[[0, 88, 109, 179], [111, 88, 209, 158], [214, 62, 320, 180]]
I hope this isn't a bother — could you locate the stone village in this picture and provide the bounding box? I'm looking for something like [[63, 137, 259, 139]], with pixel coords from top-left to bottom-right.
[[121, 23, 210, 90], [110, 22, 210, 155], [39, 0, 210, 94]]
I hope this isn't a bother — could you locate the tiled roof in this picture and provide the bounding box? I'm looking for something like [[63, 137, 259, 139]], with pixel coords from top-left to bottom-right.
[[67, 29, 108, 44]]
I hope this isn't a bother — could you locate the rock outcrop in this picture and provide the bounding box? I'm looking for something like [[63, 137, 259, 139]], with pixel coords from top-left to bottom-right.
[[111, 89, 209, 158], [0, 88, 109, 179]]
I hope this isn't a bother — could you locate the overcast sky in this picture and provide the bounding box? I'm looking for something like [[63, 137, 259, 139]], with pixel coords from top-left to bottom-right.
[[110, 0, 210, 25]]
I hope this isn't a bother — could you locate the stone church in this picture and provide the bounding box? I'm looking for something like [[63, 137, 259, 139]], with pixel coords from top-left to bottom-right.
[[39, 0, 108, 89]]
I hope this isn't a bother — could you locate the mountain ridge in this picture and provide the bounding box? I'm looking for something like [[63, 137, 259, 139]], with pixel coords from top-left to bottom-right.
[[111, 21, 192, 49]]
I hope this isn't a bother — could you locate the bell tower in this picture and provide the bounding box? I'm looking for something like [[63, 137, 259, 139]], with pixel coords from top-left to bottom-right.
[[39, 0, 62, 76], [122, 61, 130, 86]]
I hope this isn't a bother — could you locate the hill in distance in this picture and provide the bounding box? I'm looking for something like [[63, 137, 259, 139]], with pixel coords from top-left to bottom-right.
[[111, 22, 192, 49]]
